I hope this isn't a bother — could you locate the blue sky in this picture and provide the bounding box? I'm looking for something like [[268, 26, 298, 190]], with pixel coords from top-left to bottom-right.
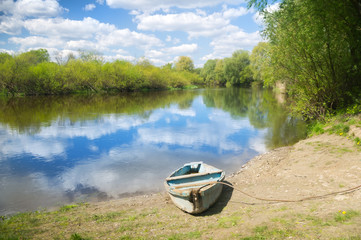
[[0, 0, 270, 67]]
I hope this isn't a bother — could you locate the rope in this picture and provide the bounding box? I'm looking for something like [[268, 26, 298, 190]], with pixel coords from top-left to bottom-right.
[[218, 181, 361, 203], [172, 180, 361, 203]]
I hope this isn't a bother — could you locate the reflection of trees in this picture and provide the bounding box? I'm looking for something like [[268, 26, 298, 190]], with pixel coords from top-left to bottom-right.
[[202, 88, 307, 149], [203, 88, 251, 118], [0, 90, 200, 134]]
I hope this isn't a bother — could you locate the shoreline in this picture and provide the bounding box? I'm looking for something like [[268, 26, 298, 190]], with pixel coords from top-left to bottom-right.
[[2, 131, 361, 239]]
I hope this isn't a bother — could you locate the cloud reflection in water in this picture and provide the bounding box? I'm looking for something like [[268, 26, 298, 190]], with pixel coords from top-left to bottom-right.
[[0, 89, 306, 215]]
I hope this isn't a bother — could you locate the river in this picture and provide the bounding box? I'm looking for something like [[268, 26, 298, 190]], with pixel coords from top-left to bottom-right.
[[0, 88, 306, 215]]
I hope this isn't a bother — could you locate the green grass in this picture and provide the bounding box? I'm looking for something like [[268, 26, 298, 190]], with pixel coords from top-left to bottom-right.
[[164, 231, 202, 240], [70, 233, 92, 240], [218, 213, 242, 228], [59, 204, 80, 212], [92, 211, 125, 223], [334, 210, 360, 223], [239, 225, 302, 240]]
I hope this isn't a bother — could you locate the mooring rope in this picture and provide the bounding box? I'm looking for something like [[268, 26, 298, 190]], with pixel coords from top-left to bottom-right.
[[173, 180, 361, 203], [218, 181, 361, 203]]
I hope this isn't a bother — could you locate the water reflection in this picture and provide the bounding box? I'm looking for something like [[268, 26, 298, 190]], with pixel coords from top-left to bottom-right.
[[0, 88, 306, 215]]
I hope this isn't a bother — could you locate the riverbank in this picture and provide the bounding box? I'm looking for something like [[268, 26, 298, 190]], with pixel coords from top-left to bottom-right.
[[1, 119, 361, 239]]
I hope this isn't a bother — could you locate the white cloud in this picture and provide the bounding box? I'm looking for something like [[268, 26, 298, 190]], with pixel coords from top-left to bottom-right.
[[0, 0, 15, 14], [144, 43, 197, 64], [9, 15, 163, 62], [84, 3, 96, 11], [103, 54, 136, 62], [14, 0, 65, 18], [0, 16, 23, 35], [136, 12, 229, 36], [222, 6, 249, 18], [9, 36, 64, 49], [165, 43, 198, 55], [96, 0, 105, 5], [24, 17, 116, 39], [0, 0, 65, 17], [202, 28, 261, 61], [105, 0, 242, 11], [165, 35, 180, 44], [135, 7, 250, 39], [97, 28, 162, 49], [0, 0, 66, 35], [65, 40, 107, 52]]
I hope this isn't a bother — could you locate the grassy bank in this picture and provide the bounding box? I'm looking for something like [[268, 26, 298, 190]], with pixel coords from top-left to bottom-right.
[[1, 194, 360, 240], [308, 113, 361, 147]]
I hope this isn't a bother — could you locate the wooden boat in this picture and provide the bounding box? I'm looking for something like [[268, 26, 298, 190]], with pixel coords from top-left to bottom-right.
[[164, 162, 225, 214]]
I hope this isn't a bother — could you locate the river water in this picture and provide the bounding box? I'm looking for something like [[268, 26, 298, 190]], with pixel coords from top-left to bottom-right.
[[0, 88, 306, 215]]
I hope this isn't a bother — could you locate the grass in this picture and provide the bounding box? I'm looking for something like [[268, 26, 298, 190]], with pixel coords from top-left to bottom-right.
[[334, 210, 360, 223], [70, 233, 92, 240], [218, 213, 242, 228], [308, 114, 361, 148], [1, 200, 361, 240]]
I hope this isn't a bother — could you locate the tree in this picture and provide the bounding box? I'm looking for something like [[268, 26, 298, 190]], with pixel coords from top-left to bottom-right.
[[200, 59, 217, 84], [0, 52, 12, 64], [249, 0, 361, 119], [175, 56, 194, 72], [79, 50, 103, 63], [161, 63, 173, 70], [17, 49, 50, 65], [223, 50, 251, 86], [214, 59, 225, 85], [249, 42, 273, 86]]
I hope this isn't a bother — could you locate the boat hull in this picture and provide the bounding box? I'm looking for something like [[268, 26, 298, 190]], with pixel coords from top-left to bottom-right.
[[164, 162, 225, 214]]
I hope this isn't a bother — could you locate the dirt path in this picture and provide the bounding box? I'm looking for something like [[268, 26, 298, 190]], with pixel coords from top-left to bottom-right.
[[4, 131, 361, 239]]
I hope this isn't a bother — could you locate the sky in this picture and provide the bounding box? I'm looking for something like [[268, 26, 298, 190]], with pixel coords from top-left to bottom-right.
[[0, 0, 268, 67]]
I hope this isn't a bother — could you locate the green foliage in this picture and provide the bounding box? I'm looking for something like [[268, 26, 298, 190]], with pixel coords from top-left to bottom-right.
[[223, 50, 252, 87], [328, 123, 350, 135], [249, 0, 361, 119], [307, 121, 326, 136], [0, 50, 201, 95], [343, 104, 361, 116], [18, 49, 50, 65], [200, 59, 217, 84], [174, 56, 194, 72], [200, 50, 254, 87], [249, 42, 273, 86], [0, 52, 12, 64]]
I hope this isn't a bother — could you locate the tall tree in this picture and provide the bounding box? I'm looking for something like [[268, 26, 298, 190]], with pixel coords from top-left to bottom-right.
[[200, 59, 217, 84], [223, 50, 251, 86], [249, 42, 273, 86], [175, 56, 194, 72], [250, 0, 361, 119]]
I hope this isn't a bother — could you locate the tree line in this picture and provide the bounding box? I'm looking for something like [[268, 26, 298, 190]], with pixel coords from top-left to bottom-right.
[[0, 47, 265, 96], [200, 50, 255, 87], [0, 50, 202, 96], [247, 0, 361, 119]]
